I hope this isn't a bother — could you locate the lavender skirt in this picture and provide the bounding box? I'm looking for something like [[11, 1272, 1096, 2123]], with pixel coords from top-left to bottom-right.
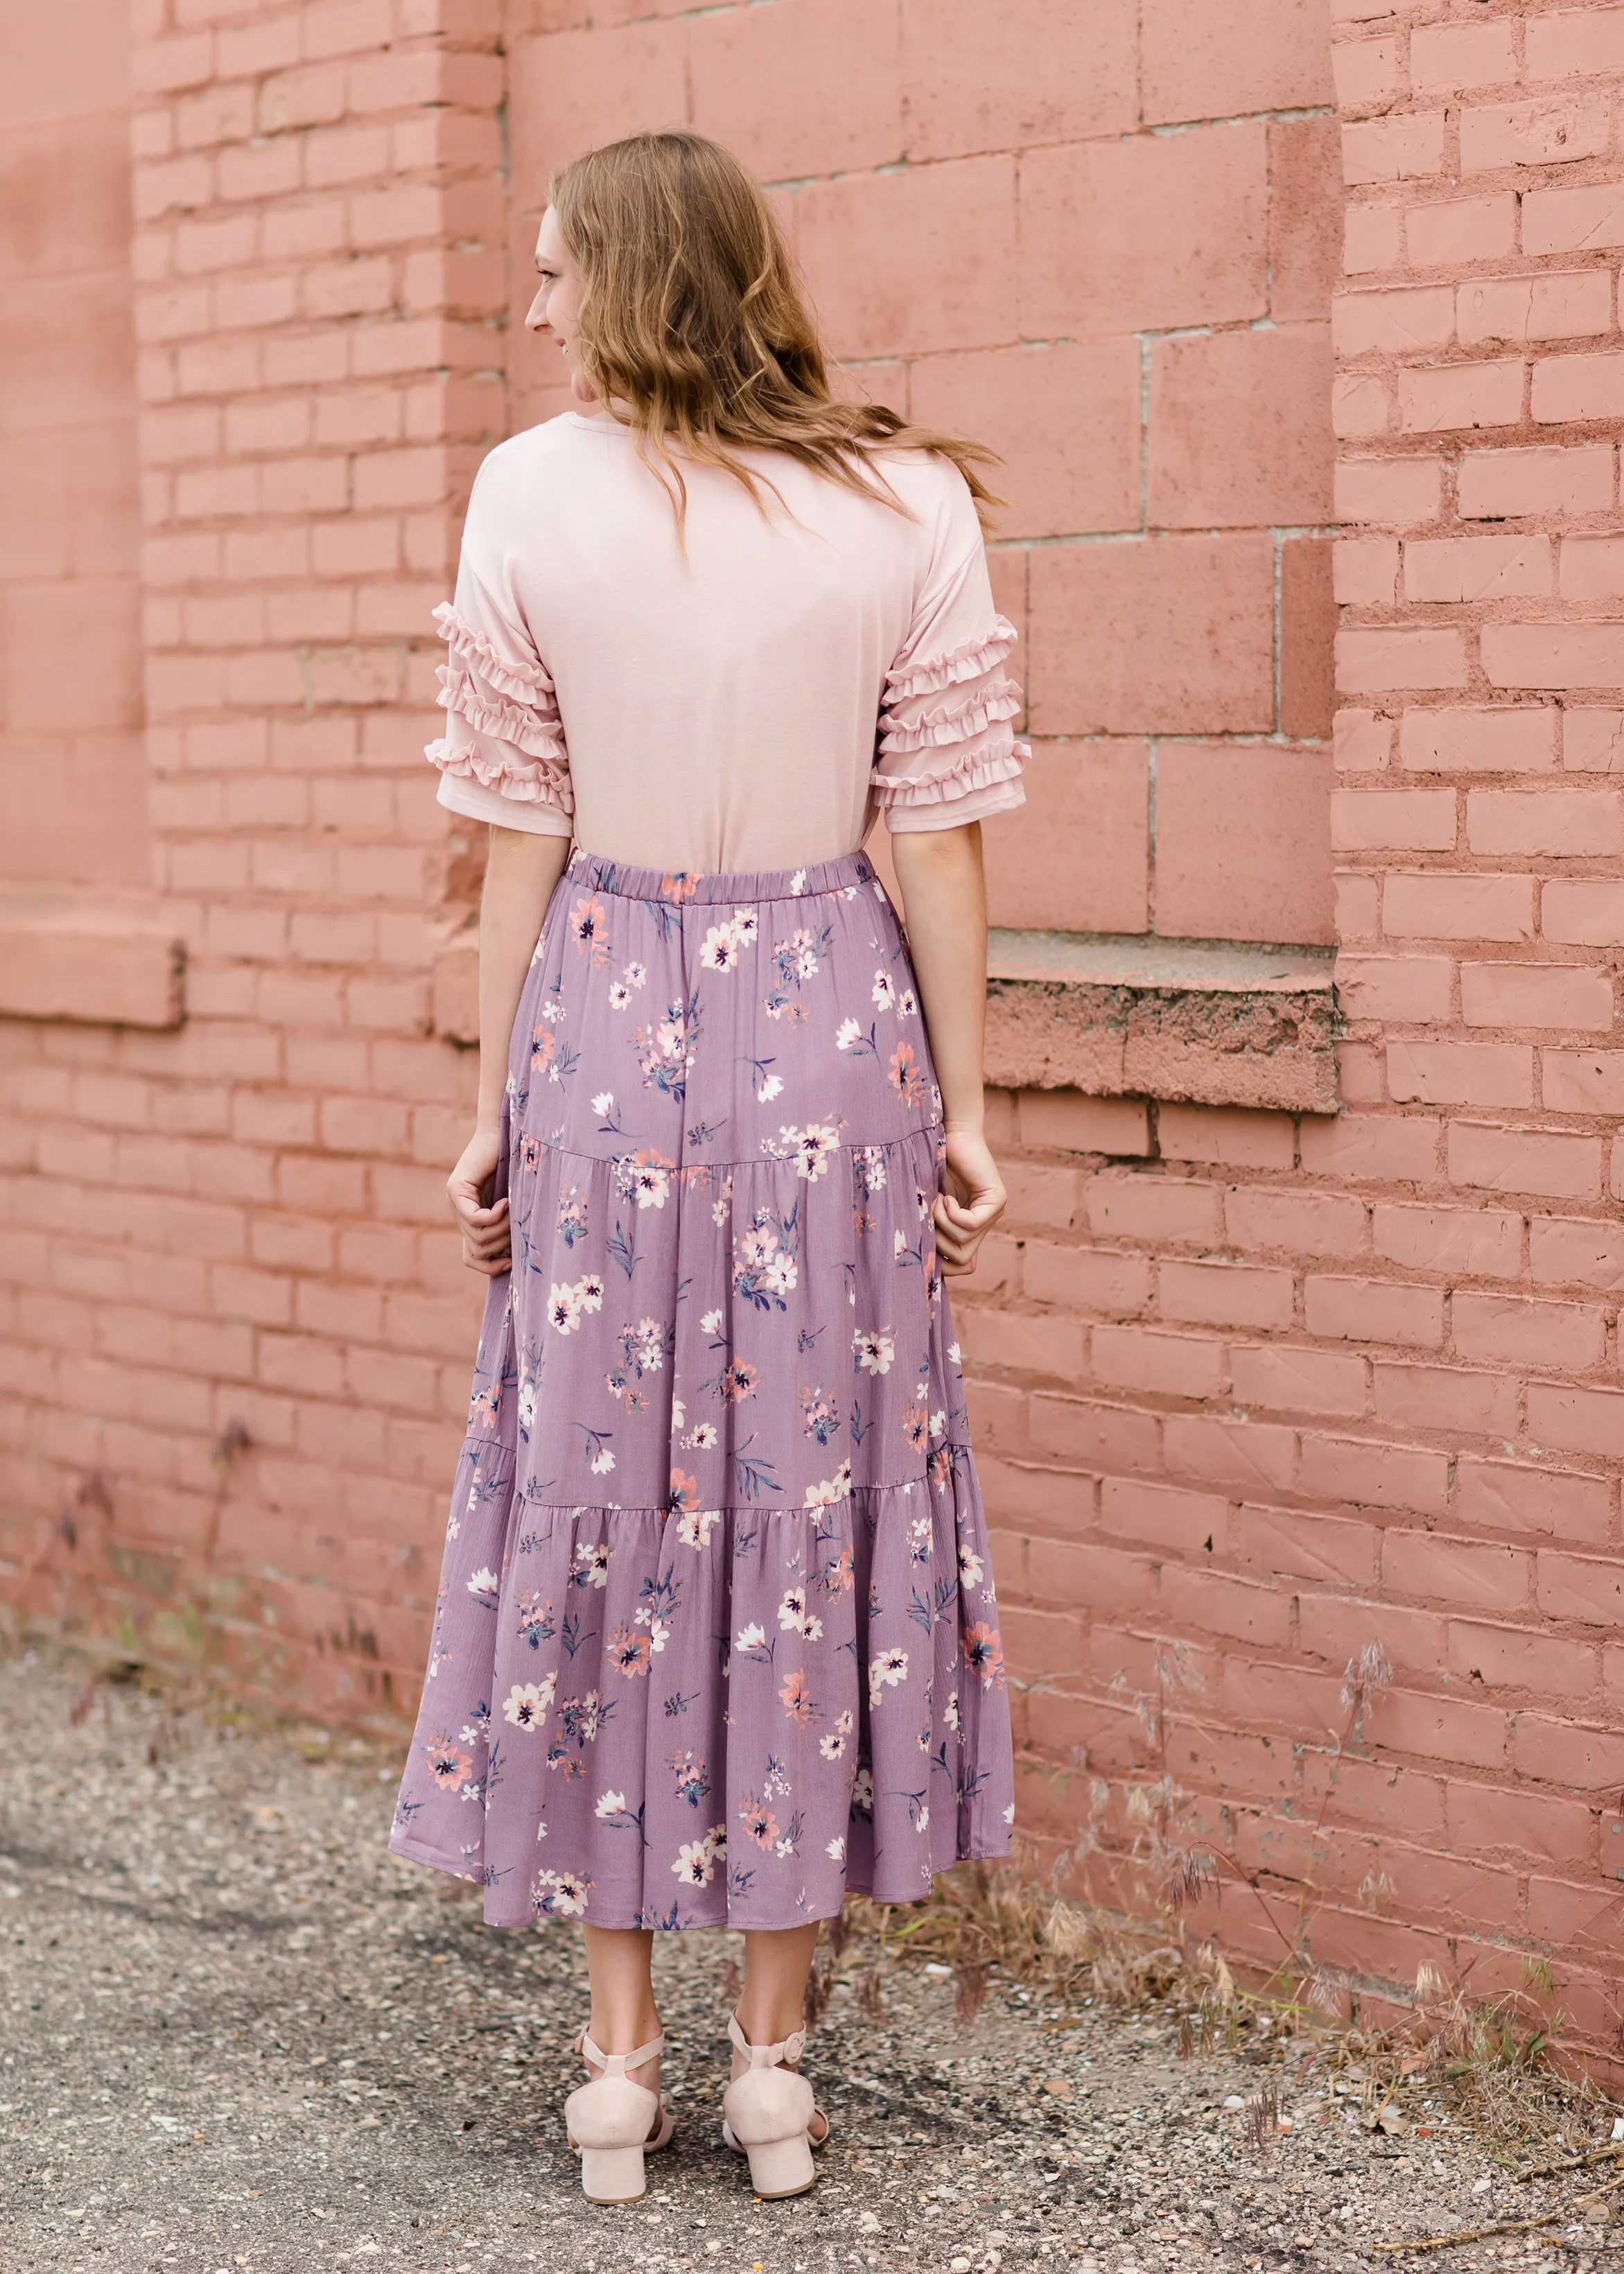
[[390, 848, 1015, 1930]]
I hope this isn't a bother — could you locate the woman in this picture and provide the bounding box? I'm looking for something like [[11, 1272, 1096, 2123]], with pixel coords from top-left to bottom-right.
[[390, 132, 1022, 2206]]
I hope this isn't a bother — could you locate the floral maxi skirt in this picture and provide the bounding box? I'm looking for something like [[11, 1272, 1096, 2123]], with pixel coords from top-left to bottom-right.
[[390, 847, 1015, 1930]]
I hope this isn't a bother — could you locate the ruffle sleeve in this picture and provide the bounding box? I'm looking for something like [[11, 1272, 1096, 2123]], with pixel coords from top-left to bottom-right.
[[871, 477, 1027, 835], [426, 552, 573, 839]]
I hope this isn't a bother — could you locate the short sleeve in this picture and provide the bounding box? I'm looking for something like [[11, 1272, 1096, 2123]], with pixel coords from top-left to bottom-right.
[[426, 468, 573, 839], [871, 467, 1028, 835]]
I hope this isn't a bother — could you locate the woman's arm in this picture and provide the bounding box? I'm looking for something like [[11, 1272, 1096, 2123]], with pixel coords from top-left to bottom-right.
[[889, 822, 1007, 1276], [447, 825, 573, 1275]]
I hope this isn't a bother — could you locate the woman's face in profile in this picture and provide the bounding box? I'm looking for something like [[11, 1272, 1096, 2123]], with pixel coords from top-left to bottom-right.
[[527, 208, 596, 406]]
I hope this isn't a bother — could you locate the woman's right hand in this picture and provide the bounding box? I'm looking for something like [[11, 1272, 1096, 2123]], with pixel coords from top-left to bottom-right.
[[933, 1126, 1006, 1277], [448, 1124, 512, 1276]]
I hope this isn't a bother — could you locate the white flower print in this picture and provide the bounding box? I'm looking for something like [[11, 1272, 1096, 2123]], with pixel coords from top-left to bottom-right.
[[1003, 1802, 1017, 1825], [548, 1272, 604, 1335], [898, 987, 918, 1018], [731, 907, 758, 943], [532, 1867, 591, 1918], [672, 1824, 727, 1887], [589, 1446, 616, 1475], [944, 1689, 961, 1732], [607, 980, 631, 1010], [736, 1621, 767, 1652], [868, 1645, 909, 1705], [681, 1421, 719, 1450], [517, 1378, 536, 1436], [776, 1583, 824, 1643], [700, 1308, 723, 1335], [853, 1326, 896, 1376], [594, 1789, 627, 1820], [573, 1543, 610, 1588], [699, 922, 740, 973], [804, 1459, 853, 1510], [947, 1340, 961, 1365], [766, 1119, 840, 1182], [677, 1509, 722, 1549], [672, 1396, 686, 1432], [835, 1018, 863, 1052], [591, 1090, 615, 1116], [819, 1708, 854, 1762], [466, 1566, 499, 1604], [958, 1545, 984, 1588], [790, 868, 807, 894], [873, 969, 897, 1012], [503, 1676, 555, 1730], [826, 1835, 846, 1862], [850, 1767, 875, 1819], [931, 1409, 947, 1439], [916, 1805, 929, 1834], [622, 960, 647, 989], [757, 1072, 783, 1104]]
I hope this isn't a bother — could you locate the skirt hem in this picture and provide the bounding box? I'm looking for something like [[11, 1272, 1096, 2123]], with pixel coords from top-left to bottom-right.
[[387, 1824, 1016, 1932]]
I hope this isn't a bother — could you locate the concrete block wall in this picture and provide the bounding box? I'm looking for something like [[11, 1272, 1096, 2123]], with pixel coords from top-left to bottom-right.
[[1, 0, 1623, 2041]]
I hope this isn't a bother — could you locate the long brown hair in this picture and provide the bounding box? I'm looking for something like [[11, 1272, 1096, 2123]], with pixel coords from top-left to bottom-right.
[[548, 132, 1002, 531]]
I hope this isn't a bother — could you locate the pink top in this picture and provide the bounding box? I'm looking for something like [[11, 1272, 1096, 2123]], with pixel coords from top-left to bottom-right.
[[427, 413, 1027, 872]]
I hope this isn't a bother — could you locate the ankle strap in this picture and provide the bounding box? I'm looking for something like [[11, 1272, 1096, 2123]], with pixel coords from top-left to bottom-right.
[[577, 2027, 663, 2078], [728, 2010, 807, 2067]]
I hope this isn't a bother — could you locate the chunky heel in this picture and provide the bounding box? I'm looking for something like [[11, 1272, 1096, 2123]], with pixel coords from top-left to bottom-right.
[[720, 2012, 828, 2201], [578, 2142, 647, 2204], [745, 2132, 817, 2199], [564, 2029, 674, 2205]]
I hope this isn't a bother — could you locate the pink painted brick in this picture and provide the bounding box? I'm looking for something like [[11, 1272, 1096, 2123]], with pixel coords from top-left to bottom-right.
[[1543, 879, 1624, 944], [1372, 1203, 1522, 1278], [1374, 1359, 1518, 1437], [1298, 1433, 1449, 1516], [1298, 1112, 1441, 1183], [1562, 541, 1624, 602], [1086, 1173, 1222, 1245], [1018, 1093, 1151, 1159], [1022, 1243, 1153, 1319], [1342, 113, 1446, 186], [1404, 539, 1553, 606], [1223, 1188, 1366, 1256], [1410, 19, 1516, 93], [1334, 537, 1398, 606], [1458, 272, 1613, 349], [1466, 788, 1624, 854], [1333, 284, 1453, 356], [1230, 1502, 1377, 1587], [1525, 8, 1624, 83], [1334, 455, 1442, 526], [1230, 1342, 1368, 1418], [1398, 703, 1556, 770], [1387, 1041, 1533, 1109], [1336, 630, 1468, 695], [1304, 1274, 1444, 1347], [1460, 961, 1613, 1032], [1511, 1717, 1624, 1793], [1406, 195, 1518, 269], [1530, 1214, 1624, 1291], [1453, 1290, 1606, 1371], [1448, 1619, 1600, 1703], [1535, 1551, 1624, 1628], [1344, 202, 1404, 275], [1454, 1457, 1612, 1544], [1099, 1476, 1226, 1557], [1458, 444, 1616, 521], [1160, 1259, 1293, 1332], [1383, 871, 1534, 943], [1385, 1530, 1531, 1615], [1399, 360, 1524, 436], [1157, 1106, 1295, 1170], [1332, 35, 1399, 112], [1523, 182, 1624, 259], [1159, 1563, 1293, 1649], [1334, 954, 1452, 1023], [1527, 1383, 1624, 1461], [1533, 351, 1624, 426], [1333, 372, 1391, 439], [1444, 1780, 1595, 1874], [1163, 1414, 1296, 1495], [1332, 789, 1456, 851], [1090, 1324, 1226, 1400], [1448, 1121, 1603, 1201], [1376, 1690, 1509, 1773], [1542, 1051, 1624, 1113], [1460, 95, 1611, 175], [1334, 709, 1394, 772], [1564, 711, 1624, 770]]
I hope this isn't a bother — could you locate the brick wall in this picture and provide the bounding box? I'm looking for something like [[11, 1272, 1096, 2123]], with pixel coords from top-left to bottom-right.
[[3, 0, 1623, 2045]]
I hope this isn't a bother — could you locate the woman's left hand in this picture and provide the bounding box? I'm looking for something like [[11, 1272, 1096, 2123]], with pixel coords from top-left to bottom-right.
[[933, 1127, 1006, 1276]]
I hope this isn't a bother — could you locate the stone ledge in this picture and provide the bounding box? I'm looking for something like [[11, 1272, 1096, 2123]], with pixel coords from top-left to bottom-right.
[[0, 895, 186, 1030], [433, 922, 1339, 1114], [985, 930, 1338, 1114]]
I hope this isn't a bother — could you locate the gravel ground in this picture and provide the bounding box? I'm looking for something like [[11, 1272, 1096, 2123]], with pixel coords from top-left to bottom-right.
[[1, 1641, 1618, 2274]]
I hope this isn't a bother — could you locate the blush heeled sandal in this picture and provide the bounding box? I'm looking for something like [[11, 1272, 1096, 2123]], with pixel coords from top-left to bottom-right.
[[720, 2012, 830, 2199], [564, 2028, 674, 2205]]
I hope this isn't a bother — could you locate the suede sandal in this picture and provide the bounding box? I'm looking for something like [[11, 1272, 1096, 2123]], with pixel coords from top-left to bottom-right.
[[564, 2029, 674, 2205], [719, 2012, 830, 2200]]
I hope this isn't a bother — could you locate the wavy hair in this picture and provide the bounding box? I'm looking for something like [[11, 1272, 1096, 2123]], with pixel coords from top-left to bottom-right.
[[548, 131, 1003, 532]]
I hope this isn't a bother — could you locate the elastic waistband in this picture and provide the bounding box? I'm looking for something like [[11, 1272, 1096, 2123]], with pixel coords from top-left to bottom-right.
[[566, 847, 880, 906]]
